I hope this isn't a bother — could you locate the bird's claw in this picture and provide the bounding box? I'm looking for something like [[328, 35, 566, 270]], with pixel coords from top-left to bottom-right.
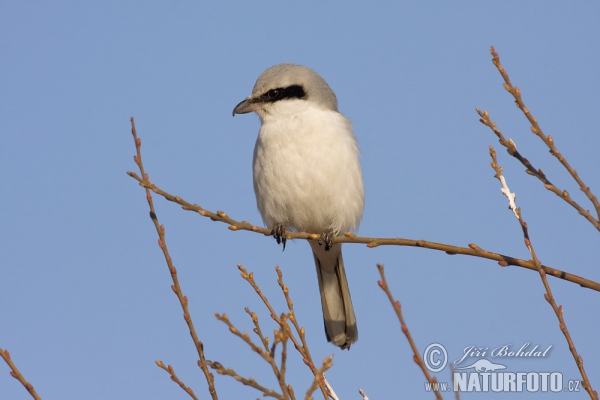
[[318, 232, 334, 251], [271, 224, 287, 251]]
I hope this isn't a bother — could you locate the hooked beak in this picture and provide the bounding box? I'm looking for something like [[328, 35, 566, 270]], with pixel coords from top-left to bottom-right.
[[232, 97, 263, 116]]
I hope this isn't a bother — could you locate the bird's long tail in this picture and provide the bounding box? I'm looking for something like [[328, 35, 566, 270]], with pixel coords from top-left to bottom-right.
[[309, 241, 357, 349]]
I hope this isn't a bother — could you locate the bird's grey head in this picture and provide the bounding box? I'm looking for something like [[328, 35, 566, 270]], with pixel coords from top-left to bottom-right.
[[232, 63, 338, 116]]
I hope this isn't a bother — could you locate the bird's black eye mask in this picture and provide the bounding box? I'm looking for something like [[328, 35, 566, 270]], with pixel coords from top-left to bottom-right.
[[259, 85, 306, 103]]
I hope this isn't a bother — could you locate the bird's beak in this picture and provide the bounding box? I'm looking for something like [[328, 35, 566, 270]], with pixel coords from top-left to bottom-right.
[[232, 97, 263, 116]]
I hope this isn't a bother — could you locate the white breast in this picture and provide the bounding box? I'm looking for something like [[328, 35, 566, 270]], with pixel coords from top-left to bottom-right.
[[252, 100, 364, 235]]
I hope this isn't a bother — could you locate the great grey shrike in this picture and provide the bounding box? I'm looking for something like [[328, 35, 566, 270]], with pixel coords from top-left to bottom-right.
[[233, 64, 364, 349]]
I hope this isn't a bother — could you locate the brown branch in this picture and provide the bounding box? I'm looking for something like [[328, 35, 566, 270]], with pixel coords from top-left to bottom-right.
[[304, 357, 334, 400], [155, 361, 199, 400], [245, 305, 298, 399], [129, 117, 217, 399], [0, 348, 41, 400], [275, 266, 320, 381], [275, 267, 330, 400], [238, 265, 329, 399], [205, 266, 338, 400], [279, 321, 291, 400], [377, 265, 443, 400], [238, 266, 310, 365], [212, 312, 292, 399], [125, 171, 600, 292], [477, 108, 600, 231], [481, 46, 600, 229], [489, 147, 598, 400], [246, 307, 271, 353], [207, 361, 285, 400]]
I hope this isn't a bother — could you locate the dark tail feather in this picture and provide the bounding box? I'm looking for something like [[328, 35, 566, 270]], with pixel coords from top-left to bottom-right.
[[309, 241, 357, 349]]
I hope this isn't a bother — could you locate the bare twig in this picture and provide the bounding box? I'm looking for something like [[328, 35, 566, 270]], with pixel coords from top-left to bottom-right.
[[125, 171, 599, 292], [238, 265, 329, 399], [206, 266, 338, 400], [129, 117, 217, 399], [279, 320, 290, 399], [155, 361, 199, 400], [0, 348, 41, 400], [489, 147, 598, 400], [304, 357, 334, 400], [377, 264, 443, 399], [212, 312, 292, 398], [238, 266, 311, 366], [275, 266, 321, 382], [207, 361, 285, 400], [246, 307, 270, 352], [246, 306, 298, 399], [322, 375, 339, 400], [478, 46, 600, 230], [477, 108, 600, 231], [359, 388, 370, 400]]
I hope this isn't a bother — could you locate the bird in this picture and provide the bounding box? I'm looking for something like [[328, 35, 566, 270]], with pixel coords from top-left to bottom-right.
[[232, 64, 364, 349]]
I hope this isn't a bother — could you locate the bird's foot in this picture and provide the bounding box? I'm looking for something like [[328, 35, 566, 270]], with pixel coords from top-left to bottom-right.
[[271, 223, 287, 251], [318, 231, 335, 251]]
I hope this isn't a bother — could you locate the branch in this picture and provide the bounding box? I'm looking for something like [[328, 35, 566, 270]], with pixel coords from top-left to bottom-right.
[[304, 358, 334, 400], [377, 265, 443, 400], [207, 361, 285, 400], [129, 117, 217, 399], [489, 147, 598, 400], [239, 265, 330, 399], [205, 265, 338, 400], [213, 312, 292, 399], [126, 171, 600, 292], [477, 108, 600, 231], [0, 348, 41, 400], [155, 361, 198, 400], [478, 46, 600, 229]]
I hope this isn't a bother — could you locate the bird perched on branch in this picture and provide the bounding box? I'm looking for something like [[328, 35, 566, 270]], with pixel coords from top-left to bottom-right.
[[233, 64, 364, 349]]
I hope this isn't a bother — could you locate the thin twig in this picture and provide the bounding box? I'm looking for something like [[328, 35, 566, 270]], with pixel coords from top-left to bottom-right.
[[304, 357, 334, 400], [0, 348, 41, 400], [275, 266, 331, 400], [207, 361, 285, 400], [322, 375, 339, 400], [279, 320, 290, 400], [480, 46, 600, 229], [129, 117, 217, 399], [489, 147, 598, 400], [477, 108, 600, 231], [155, 361, 199, 400], [238, 266, 308, 363], [207, 267, 336, 400], [275, 266, 320, 381], [212, 312, 291, 399], [377, 264, 443, 400], [246, 307, 270, 352], [238, 265, 329, 399], [125, 172, 600, 292]]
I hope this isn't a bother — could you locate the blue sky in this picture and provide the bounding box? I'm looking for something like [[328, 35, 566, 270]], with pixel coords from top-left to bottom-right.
[[2, 2, 599, 399]]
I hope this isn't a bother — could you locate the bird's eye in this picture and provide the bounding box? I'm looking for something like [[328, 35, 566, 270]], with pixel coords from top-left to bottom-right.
[[267, 89, 279, 99]]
